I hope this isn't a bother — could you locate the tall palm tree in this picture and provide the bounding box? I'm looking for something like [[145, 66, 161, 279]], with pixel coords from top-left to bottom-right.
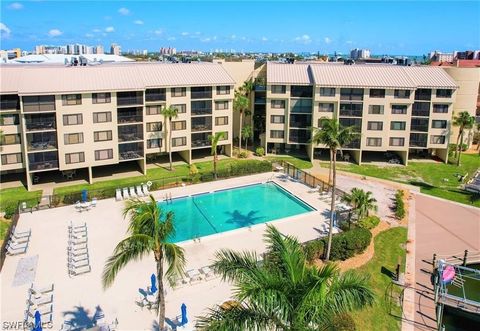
[[241, 125, 252, 151], [452, 111, 475, 166], [208, 131, 225, 179], [196, 225, 374, 330], [233, 90, 250, 153], [311, 118, 357, 261], [341, 188, 378, 224], [160, 106, 179, 170], [102, 195, 186, 330]]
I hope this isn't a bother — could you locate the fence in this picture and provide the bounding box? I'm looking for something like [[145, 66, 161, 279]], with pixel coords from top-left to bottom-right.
[[0, 209, 20, 271]]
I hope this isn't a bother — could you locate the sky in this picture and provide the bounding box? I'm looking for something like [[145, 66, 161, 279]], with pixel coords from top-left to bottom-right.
[[1, 0, 479, 55]]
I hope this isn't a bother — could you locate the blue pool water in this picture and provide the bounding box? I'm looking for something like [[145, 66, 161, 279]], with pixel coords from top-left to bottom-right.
[[158, 182, 315, 243]]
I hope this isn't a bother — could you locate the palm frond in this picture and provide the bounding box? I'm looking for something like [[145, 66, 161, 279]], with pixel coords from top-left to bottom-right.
[[211, 249, 259, 282], [162, 242, 186, 286]]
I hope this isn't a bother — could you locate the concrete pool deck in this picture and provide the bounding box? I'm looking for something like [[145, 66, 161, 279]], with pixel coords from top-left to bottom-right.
[[1, 172, 334, 330]]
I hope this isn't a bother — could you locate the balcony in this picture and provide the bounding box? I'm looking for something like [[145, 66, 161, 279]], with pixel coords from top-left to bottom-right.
[[339, 109, 363, 117], [191, 108, 212, 116], [25, 120, 56, 131], [191, 132, 211, 148], [343, 139, 361, 149], [118, 132, 143, 142], [191, 87, 212, 99], [191, 117, 212, 132], [409, 133, 428, 148], [118, 115, 143, 124], [119, 142, 144, 161], [291, 86, 313, 98], [0, 95, 20, 110], [117, 92, 144, 106], [415, 89, 432, 101], [412, 109, 430, 117], [145, 88, 166, 102], [27, 132, 57, 151], [409, 140, 428, 148], [28, 151, 58, 171], [22, 96, 56, 112], [288, 129, 311, 144], [410, 125, 429, 132]]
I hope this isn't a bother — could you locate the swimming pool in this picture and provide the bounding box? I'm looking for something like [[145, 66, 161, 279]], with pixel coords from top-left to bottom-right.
[[158, 182, 315, 243]]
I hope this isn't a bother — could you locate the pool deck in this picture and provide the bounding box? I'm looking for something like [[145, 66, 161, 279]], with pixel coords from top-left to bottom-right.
[[1, 172, 334, 330]]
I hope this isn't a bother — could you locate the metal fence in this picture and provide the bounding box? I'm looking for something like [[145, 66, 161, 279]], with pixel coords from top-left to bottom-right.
[[0, 210, 19, 271]]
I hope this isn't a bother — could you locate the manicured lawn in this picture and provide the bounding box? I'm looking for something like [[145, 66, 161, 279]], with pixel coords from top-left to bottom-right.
[[266, 156, 313, 169], [0, 218, 11, 243], [351, 226, 407, 331], [0, 187, 43, 212], [320, 154, 480, 207]]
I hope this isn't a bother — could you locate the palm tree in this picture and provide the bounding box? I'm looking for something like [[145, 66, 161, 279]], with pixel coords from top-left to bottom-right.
[[196, 225, 374, 330], [311, 118, 357, 261], [102, 195, 186, 330], [233, 90, 250, 153], [160, 106, 179, 170], [452, 111, 475, 166], [341, 188, 377, 225], [208, 131, 225, 179], [241, 125, 252, 151]]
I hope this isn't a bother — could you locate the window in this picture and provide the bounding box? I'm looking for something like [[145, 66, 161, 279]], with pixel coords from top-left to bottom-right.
[[0, 114, 19, 125], [171, 104, 186, 114], [271, 85, 286, 94], [339, 103, 363, 116], [389, 137, 405, 146], [367, 121, 383, 131], [1, 153, 22, 165], [369, 89, 385, 98], [432, 120, 447, 129], [147, 138, 162, 148], [271, 100, 285, 109], [340, 88, 364, 101], [62, 94, 82, 106], [390, 121, 406, 130], [415, 89, 432, 101], [291, 86, 313, 98], [146, 122, 162, 132], [172, 137, 186, 147], [171, 87, 186, 97], [172, 120, 186, 131], [291, 98, 312, 113], [94, 149, 113, 161], [145, 89, 165, 102], [366, 138, 382, 147], [394, 90, 411, 99], [433, 104, 449, 113], [64, 133, 84, 145], [1, 134, 21, 145], [146, 105, 162, 115], [63, 114, 83, 126], [412, 102, 430, 116], [215, 101, 229, 110], [22, 95, 56, 112], [319, 87, 335, 97], [94, 130, 112, 142], [92, 92, 111, 104], [270, 115, 285, 124], [392, 105, 407, 114], [216, 86, 230, 95], [65, 152, 85, 164], [368, 105, 384, 114], [319, 103, 334, 112], [436, 89, 452, 98], [270, 130, 284, 139], [215, 116, 228, 126], [430, 135, 446, 144], [93, 111, 112, 123]]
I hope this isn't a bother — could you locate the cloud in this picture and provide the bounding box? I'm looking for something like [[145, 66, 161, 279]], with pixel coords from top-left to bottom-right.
[[324, 37, 332, 44], [201, 37, 211, 42], [133, 20, 144, 25], [118, 7, 130, 15], [85, 33, 94, 38], [295, 34, 311, 44], [8, 2, 23, 10], [167, 36, 176, 41], [48, 29, 62, 37], [105, 26, 115, 33], [180, 32, 189, 36], [0, 22, 11, 37], [230, 34, 236, 40], [261, 36, 268, 42], [92, 28, 101, 33], [154, 29, 163, 35]]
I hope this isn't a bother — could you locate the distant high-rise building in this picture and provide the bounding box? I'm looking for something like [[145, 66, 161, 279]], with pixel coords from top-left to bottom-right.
[[350, 48, 370, 60], [95, 45, 104, 54], [66, 44, 74, 55], [159, 47, 177, 55], [35, 45, 46, 55], [142, 49, 148, 56], [110, 43, 121, 56], [429, 51, 454, 62]]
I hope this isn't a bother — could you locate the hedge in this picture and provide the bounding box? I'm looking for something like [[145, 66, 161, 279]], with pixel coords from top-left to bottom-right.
[[326, 227, 372, 261], [394, 190, 406, 220], [358, 215, 380, 230], [304, 240, 324, 263]]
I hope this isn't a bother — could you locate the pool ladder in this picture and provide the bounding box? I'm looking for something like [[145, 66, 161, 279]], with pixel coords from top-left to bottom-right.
[[164, 192, 173, 203]]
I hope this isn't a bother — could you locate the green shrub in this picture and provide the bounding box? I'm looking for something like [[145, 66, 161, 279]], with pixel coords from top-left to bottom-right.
[[3, 203, 18, 219], [330, 313, 356, 331], [238, 151, 248, 158], [304, 240, 324, 263], [358, 215, 380, 230], [326, 227, 372, 261], [255, 147, 265, 157], [394, 190, 406, 220]]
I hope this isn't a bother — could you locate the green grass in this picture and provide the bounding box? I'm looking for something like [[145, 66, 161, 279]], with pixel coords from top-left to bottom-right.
[[351, 226, 407, 331], [266, 156, 313, 169], [320, 153, 480, 207], [0, 187, 43, 212]]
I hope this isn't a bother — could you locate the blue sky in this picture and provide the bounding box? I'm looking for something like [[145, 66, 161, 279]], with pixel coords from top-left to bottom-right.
[[1, 1, 479, 55]]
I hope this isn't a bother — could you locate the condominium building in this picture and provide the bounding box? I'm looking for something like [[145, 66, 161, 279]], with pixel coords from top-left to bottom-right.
[[0, 63, 235, 190], [350, 48, 371, 60], [110, 44, 121, 56], [263, 62, 458, 164]]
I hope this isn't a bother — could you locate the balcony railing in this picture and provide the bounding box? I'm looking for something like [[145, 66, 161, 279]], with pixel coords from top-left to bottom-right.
[[191, 91, 212, 99], [23, 103, 56, 112], [192, 124, 212, 132], [409, 140, 428, 148], [339, 110, 363, 117], [0, 100, 20, 110], [410, 125, 429, 132], [118, 115, 143, 124], [343, 140, 361, 149], [145, 93, 166, 102], [340, 95, 363, 101], [412, 110, 430, 117], [117, 97, 143, 106], [27, 141, 57, 151], [191, 108, 212, 116], [119, 150, 144, 160], [191, 139, 211, 148], [25, 121, 56, 131], [118, 133, 144, 142], [29, 160, 59, 171]]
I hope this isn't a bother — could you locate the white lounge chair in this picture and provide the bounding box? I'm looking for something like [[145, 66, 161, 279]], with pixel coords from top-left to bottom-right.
[[11, 226, 31, 238], [68, 226, 87, 235], [68, 254, 89, 263], [68, 237, 87, 245], [28, 294, 53, 307], [142, 184, 150, 195], [69, 248, 88, 257], [26, 303, 53, 317], [68, 242, 88, 251], [115, 189, 122, 201], [69, 265, 91, 276], [29, 283, 54, 296], [9, 235, 29, 244], [129, 186, 137, 198], [136, 185, 145, 197], [68, 259, 90, 269], [69, 231, 87, 240], [6, 245, 27, 255], [70, 221, 86, 229], [199, 266, 215, 280], [122, 187, 130, 200]]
